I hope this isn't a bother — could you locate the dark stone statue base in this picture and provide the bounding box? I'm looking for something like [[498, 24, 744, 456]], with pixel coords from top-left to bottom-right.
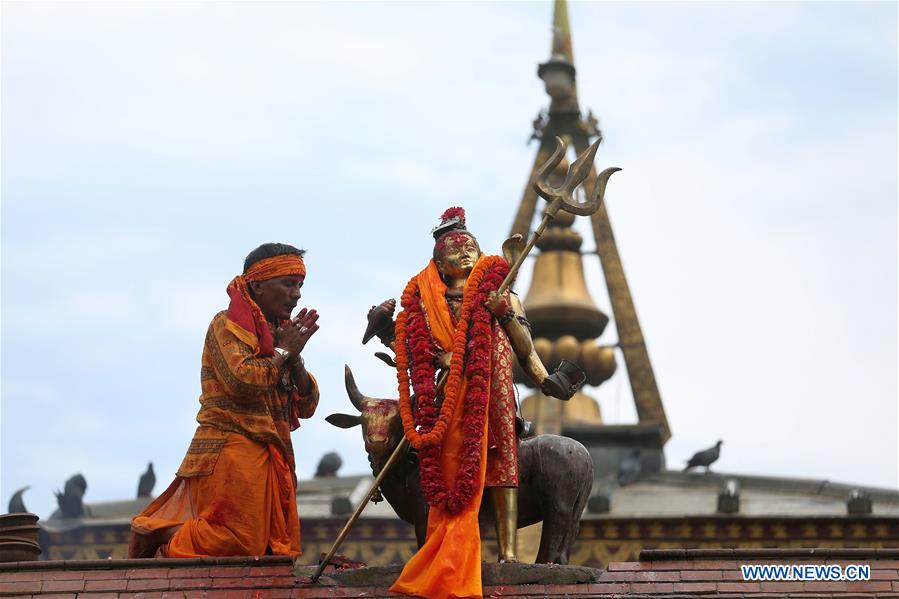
[[293, 562, 601, 587]]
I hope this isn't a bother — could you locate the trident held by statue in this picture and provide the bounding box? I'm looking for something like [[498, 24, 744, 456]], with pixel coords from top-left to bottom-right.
[[498, 135, 620, 295]]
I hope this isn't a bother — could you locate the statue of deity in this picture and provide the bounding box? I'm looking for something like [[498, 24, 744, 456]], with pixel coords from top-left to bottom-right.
[[384, 207, 580, 598]]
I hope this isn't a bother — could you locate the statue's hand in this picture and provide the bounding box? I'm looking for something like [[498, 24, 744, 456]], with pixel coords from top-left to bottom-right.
[[438, 351, 453, 370], [485, 290, 512, 320]]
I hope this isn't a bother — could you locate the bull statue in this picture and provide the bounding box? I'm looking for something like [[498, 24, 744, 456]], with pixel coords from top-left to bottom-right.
[[326, 365, 594, 564]]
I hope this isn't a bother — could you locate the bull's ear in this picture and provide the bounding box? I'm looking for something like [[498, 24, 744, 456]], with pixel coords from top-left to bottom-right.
[[326, 413, 361, 429]]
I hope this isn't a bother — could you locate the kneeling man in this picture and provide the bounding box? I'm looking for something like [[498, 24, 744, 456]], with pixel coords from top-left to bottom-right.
[[129, 243, 320, 558]]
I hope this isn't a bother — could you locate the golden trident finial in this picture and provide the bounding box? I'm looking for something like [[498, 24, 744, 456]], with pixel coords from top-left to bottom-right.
[[498, 136, 620, 295]]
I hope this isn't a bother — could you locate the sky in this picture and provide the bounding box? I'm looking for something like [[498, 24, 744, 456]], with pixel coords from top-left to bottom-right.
[[1, 1, 897, 520]]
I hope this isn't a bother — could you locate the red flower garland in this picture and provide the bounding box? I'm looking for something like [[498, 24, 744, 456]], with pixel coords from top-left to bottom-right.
[[397, 257, 509, 514]]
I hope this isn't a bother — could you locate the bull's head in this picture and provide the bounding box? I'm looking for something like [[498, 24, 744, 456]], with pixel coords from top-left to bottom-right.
[[326, 365, 403, 461]]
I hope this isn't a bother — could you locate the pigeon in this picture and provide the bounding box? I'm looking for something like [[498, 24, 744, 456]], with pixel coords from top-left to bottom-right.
[[137, 462, 156, 498], [315, 452, 343, 478], [617, 450, 642, 487], [55, 473, 87, 518], [363, 299, 396, 345], [684, 440, 723, 472], [8, 486, 30, 513]]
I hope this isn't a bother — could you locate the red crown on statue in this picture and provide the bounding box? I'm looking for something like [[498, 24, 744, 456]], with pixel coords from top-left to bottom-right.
[[432, 206, 467, 239]]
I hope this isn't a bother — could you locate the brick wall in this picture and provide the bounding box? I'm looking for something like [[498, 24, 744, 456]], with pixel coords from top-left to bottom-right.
[[1, 550, 898, 597]]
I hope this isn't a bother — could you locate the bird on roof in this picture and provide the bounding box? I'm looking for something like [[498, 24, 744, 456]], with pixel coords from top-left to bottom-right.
[[617, 449, 642, 487], [684, 440, 723, 472], [137, 462, 156, 498], [8, 486, 30, 514], [315, 452, 343, 478], [55, 473, 88, 518]]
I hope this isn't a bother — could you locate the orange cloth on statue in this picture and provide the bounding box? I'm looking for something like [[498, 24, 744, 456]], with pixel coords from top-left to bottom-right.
[[131, 432, 300, 558], [390, 257, 491, 599]]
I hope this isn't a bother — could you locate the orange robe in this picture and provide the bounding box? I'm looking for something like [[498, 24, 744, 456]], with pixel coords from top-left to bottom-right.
[[391, 258, 514, 599], [129, 311, 318, 558]]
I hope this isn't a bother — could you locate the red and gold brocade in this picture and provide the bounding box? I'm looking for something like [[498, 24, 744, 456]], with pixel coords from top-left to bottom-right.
[[177, 311, 319, 479]]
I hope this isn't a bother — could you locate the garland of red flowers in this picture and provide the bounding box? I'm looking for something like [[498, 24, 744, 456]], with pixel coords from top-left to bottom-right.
[[395, 256, 509, 513]]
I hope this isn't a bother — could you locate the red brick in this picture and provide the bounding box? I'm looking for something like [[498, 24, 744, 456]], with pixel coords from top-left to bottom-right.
[[84, 579, 129, 592], [266, 577, 296, 588], [873, 560, 899, 569], [244, 567, 292, 577], [583, 583, 629, 594], [694, 559, 738, 569], [125, 568, 170, 579], [0, 595, 32, 599], [721, 569, 744, 580], [630, 582, 674, 593], [252, 591, 293, 599], [40, 579, 85, 592], [119, 593, 164, 599], [126, 578, 171, 591], [895, 580, 899, 590], [717, 581, 761, 592], [648, 560, 697, 570], [0, 582, 41, 594], [169, 578, 214, 590], [209, 567, 251, 578], [598, 570, 637, 582], [680, 569, 722, 581], [630, 570, 680, 582], [802, 580, 849, 591], [78, 594, 123, 599], [759, 581, 805, 592], [847, 580, 894, 592], [167, 567, 210, 578], [874, 569, 899, 579], [37, 595, 78, 599], [290, 589, 329, 599], [331, 589, 384, 598], [180, 591, 210, 599], [492, 584, 543, 596], [77, 571, 126, 580], [673, 582, 717, 592], [211, 578, 269, 589], [1, 571, 49, 582], [206, 591, 250, 599], [543, 584, 594, 595], [606, 561, 641, 571]]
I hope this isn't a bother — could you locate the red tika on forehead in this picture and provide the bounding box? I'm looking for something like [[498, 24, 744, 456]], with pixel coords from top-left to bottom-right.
[[434, 230, 477, 257], [441, 206, 465, 224]]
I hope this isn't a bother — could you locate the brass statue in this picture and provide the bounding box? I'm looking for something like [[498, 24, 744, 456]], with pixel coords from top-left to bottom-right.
[[315, 138, 616, 588]]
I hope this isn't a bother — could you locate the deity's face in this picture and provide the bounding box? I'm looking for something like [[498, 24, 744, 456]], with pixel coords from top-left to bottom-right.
[[250, 274, 305, 322], [434, 231, 481, 280]]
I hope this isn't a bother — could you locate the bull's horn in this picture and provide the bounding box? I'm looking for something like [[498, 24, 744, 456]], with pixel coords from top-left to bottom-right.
[[344, 364, 365, 412]]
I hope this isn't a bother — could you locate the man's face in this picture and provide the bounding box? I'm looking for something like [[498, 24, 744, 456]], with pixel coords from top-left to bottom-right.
[[251, 275, 304, 322], [436, 232, 480, 280]]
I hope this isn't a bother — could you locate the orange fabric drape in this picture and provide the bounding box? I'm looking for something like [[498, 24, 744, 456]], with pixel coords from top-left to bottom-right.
[[390, 257, 491, 599], [130, 432, 300, 558]]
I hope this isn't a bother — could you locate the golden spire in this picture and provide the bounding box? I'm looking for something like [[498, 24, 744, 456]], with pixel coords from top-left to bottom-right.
[[512, 0, 672, 443], [552, 0, 574, 64]]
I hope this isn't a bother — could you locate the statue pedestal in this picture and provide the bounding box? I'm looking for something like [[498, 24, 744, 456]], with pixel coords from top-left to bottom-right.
[[293, 562, 601, 588]]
